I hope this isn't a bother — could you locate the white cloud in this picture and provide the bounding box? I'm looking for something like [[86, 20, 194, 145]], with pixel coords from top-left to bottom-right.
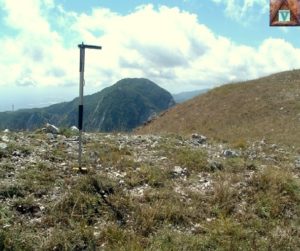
[[71, 3, 300, 91], [0, 1, 300, 95], [1, 0, 49, 33], [0, 0, 76, 88], [211, 0, 268, 23]]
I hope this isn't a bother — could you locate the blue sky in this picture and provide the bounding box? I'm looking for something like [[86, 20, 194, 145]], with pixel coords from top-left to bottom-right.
[[0, 0, 300, 111]]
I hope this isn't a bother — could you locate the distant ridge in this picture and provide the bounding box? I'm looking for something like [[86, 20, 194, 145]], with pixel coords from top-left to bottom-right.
[[0, 78, 175, 132], [137, 69, 300, 146], [172, 89, 209, 103]]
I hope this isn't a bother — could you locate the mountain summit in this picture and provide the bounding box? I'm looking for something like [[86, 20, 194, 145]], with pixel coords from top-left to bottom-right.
[[84, 78, 175, 131], [0, 78, 175, 132]]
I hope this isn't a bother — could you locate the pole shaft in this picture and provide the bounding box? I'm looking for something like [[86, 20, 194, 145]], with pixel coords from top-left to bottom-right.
[[77, 42, 101, 170], [78, 47, 85, 169]]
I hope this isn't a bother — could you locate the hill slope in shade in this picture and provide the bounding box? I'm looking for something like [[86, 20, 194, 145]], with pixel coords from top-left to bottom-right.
[[0, 78, 175, 132], [137, 69, 300, 146]]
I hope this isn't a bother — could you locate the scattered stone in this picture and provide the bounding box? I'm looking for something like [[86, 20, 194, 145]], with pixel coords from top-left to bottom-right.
[[12, 150, 21, 157], [45, 123, 60, 134], [0, 128, 299, 247], [259, 138, 266, 145], [39, 205, 45, 211], [172, 166, 188, 177], [1, 135, 10, 142], [46, 133, 55, 140], [3, 129, 10, 133], [209, 161, 223, 172], [93, 231, 100, 238], [130, 184, 149, 197], [151, 141, 158, 148], [270, 144, 278, 149], [174, 185, 188, 197], [295, 158, 300, 169], [187, 175, 213, 193], [15, 204, 41, 215], [223, 149, 239, 157], [0, 142, 8, 150], [191, 133, 207, 144], [70, 126, 79, 132]]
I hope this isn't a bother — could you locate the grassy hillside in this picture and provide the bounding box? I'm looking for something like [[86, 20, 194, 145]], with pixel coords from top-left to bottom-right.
[[137, 70, 300, 146]]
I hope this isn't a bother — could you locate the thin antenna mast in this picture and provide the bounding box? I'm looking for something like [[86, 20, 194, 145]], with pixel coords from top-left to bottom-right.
[[78, 42, 102, 171]]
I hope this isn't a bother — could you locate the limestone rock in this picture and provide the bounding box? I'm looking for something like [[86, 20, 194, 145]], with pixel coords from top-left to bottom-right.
[[0, 142, 7, 149], [46, 133, 55, 140], [173, 166, 188, 177], [295, 157, 300, 169], [70, 126, 79, 132], [45, 123, 60, 134], [191, 133, 207, 144], [223, 149, 239, 157], [1, 135, 10, 142], [209, 161, 223, 172]]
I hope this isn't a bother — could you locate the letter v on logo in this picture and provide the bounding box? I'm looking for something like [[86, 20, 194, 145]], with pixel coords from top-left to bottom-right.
[[279, 10, 291, 22]]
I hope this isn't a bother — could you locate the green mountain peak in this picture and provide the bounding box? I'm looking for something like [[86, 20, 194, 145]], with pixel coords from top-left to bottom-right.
[[0, 78, 175, 132]]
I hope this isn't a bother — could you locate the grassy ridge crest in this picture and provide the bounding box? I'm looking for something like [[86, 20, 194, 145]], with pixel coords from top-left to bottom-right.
[[137, 69, 300, 146]]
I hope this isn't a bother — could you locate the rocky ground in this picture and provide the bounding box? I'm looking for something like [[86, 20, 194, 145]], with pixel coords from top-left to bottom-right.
[[0, 128, 300, 250]]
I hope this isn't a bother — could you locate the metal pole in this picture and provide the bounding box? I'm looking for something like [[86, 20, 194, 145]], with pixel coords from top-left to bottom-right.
[[78, 42, 102, 171], [78, 43, 85, 170]]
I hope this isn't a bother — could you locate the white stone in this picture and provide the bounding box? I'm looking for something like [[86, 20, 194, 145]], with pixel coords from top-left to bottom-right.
[[45, 123, 60, 134], [173, 166, 184, 174], [223, 149, 239, 157], [151, 141, 158, 148], [191, 133, 207, 144], [46, 133, 54, 140], [0, 142, 7, 149], [1, 135, 9, 142], [70, 126, 79, 132]]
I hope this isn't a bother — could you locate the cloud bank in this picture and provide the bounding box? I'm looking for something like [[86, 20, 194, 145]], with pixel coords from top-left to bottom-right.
[[0, 0, 300, 93]]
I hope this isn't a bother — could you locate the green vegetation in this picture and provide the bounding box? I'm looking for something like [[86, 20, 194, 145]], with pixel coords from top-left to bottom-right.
[[59, 127, 78, 138], [172, 147, 208, 172], [0, 132, 299, 250], [3, 70, 300, 249], [0, 78, 175, 132]]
